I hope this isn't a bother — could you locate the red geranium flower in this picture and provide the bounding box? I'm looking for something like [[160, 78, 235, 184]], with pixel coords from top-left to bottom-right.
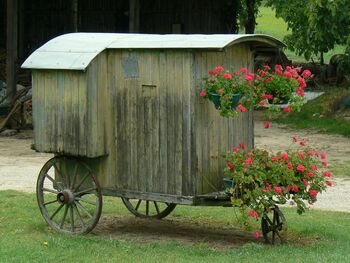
[[274, 186, 282, 194], [309, 189, 318, 197], [326, 181, 333, 186], [247, 209, 259, 219], [237, 104, 247, 112], [233, 146, 239, 152], [200, 90, 206, 97], [307, 172, 314, 178], [239, 143, 246, 150], [244, 158, 253, 165], [264, 121, 270, 129], [321, 153, 326, 159], [218, 89, 224, 94], [215, 66, 224, 71], [223, 73, 232, 79], [287, 162, 293, 170], [271, 155, 279, 162], [297, 164, 305, 172], [292, 185, 299, 193], [281, 152, 289, 161], [240, 67, 248, 73], [323, 170, 332, 177]]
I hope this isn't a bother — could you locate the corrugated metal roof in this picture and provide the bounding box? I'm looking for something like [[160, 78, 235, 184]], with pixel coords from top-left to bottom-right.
[[22, 33, 284, 71]]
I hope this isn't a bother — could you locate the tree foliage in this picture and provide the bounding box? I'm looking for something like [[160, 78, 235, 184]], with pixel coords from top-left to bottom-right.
[[266, 0, 350, 64], [238, 0, 263, 34]]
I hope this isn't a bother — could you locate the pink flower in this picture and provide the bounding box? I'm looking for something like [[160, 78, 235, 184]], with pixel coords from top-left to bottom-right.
[[297, 88, 305, 97], [283, 106, 292, 112], [215, 66, 224, 72], [271, 155, 279, 162], [322, 161, 328, 167], [233, 146, 239, 152], [208, 70, 218, 75], [254, 231, 261, 239], [239, 143, 246, 150], [293, 136, 298, 142], [237, 104, 247, 112], [247, 209, 259, 219], [309, 189, 318, 198], [262, 93, 273, 100], [307, 172, 314, 178], [259, 70, 267, 77], [233, 71, 239, 76], [226, 162, 234, 171], [300, 140, 306, 146], [297, 77, 307, 89], [301, 69, 312, 78], [281, 152, 289, 161], [311, 165, 318, 170], [274, 186, 282, 194], [259, 100, 265, 106], [297, 164, 305, 172], [264, 121, 270, 129], [303, 179, 309, 188], [263, 65, 271, 70], [244, 73, 254, 82], [244, 158, 253, 165], [292, 185, 299, 193], [283, 71, 292, 79], [275, 64, 283, 72], [307, 150, 313, 156], [298, 152, 305, 159], [276, 69, 283, 76], [200, 90, 206, 97], [326, 181, 333, 186], [263, 184, 272, 192], [323, 170, 332, 177], [240, 67, 248, 73], [321, 153, 326, 159], [218, 89, 224, 94], [287, 162, 293, 170], [223, 73, 232, 79]]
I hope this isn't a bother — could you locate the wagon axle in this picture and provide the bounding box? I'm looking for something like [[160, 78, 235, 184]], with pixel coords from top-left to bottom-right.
[[57, 190, 75, 205]]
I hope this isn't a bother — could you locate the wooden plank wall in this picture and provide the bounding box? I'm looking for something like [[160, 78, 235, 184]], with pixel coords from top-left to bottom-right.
[[193, 44, 254, 195], [107, 50, 194, 195], [32, 56, 107, 158]]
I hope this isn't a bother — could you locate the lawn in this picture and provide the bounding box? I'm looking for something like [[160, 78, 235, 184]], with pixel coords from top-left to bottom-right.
[[1, 190, 349, 263], [272, 88, 350, 137], [255, 7, 346, 64]]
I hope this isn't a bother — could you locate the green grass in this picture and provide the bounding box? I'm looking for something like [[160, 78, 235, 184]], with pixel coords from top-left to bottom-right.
[[1, 190, 350, 262], [272, 88, 350, 137], [255, 7, 346, 64]]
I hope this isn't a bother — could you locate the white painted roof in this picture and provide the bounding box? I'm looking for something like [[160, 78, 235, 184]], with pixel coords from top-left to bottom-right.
[[22, 33, 284, 71]]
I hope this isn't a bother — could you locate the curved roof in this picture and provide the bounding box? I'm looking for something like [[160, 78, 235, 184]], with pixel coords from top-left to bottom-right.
[[22, 33, 284, 71]]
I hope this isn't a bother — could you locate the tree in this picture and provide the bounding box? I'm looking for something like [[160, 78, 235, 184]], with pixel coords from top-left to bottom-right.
[[266, 0, 350, 65], [239, 0, 263, 34]]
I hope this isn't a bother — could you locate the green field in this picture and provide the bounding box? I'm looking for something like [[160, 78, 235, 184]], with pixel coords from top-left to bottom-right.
[[255, 7, 346, 64], [1, 191, 350, 263]]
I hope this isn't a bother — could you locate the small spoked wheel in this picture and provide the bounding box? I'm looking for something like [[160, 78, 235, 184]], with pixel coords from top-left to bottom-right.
[[121, 198, 176, 219], [36, 156, 102, 234], [261, 206, 287, 245]]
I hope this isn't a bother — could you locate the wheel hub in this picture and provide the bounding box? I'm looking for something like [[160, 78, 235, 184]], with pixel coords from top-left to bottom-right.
[[57, 190, 74, 204]]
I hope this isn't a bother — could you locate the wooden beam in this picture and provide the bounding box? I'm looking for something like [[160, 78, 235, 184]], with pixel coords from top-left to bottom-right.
[[71, 0, 78, 32], [129, 0, 140, 33], [6, 0, 18, 105]]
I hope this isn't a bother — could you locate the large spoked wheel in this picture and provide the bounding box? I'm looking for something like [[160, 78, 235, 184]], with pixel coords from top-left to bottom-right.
[[121, 198, 176, 219], [261, 206, 287, 245], [36, 156, 102, 234]]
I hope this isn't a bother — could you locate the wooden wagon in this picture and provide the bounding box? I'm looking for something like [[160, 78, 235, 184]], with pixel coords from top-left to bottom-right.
[[22, 33, 286, 243]]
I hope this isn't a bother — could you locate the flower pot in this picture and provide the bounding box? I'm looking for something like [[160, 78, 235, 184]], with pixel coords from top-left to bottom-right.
[[223, 178, 235, 189], [209, 93, 240, 109]]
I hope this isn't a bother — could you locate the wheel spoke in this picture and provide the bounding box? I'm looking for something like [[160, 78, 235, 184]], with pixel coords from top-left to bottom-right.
[[74, 187, 97, 196], [154, 202, 160, 215], [146, 201, 149, 216], [76, 201, 93, 219], [60, 205, 69, 229], [75, 197, 97, 206], [70, 162, 79, 189], [63, 158, 70, 188], [50, 203, 64, 220], [74, 203, 85, 228], [53, 162, 66, 184], [73, 172, 90, 192], [69, 204, 74, 232], [42, 188, 59, 194], [135, 200, 142, 211], [43, 199, 58, 206]]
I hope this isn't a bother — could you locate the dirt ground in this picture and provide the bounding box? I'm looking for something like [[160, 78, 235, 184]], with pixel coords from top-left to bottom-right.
[[0, 123, 350, 212]]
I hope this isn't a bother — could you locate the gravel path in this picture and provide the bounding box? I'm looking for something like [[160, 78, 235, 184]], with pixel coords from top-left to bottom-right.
[[0, 124, 349, 212]]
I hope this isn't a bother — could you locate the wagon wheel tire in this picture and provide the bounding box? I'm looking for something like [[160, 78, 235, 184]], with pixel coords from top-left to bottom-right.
[[121, 198, 176, 219], [36, 156, 102, 234], [261, 206, 287, 245]]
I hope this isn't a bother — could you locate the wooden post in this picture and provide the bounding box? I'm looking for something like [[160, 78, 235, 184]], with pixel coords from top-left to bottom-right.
[[6, 0, 18, 105], [129, 0, 140, 33]]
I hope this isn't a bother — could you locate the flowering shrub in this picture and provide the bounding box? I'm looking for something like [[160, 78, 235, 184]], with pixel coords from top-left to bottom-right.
[[199, 64, 312, 119], [222, 138, 333, 222], [199, 66, 260, 117]]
